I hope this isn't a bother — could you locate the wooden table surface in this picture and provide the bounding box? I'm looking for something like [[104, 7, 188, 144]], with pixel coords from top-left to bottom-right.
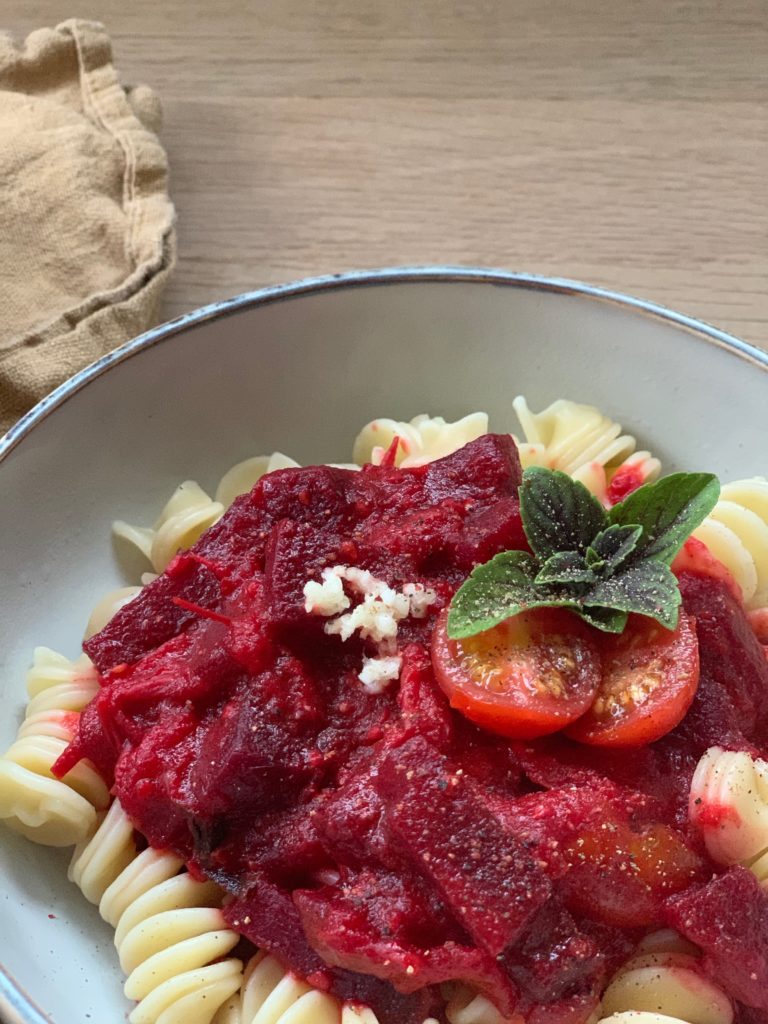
[[9, 0, 768, 348]]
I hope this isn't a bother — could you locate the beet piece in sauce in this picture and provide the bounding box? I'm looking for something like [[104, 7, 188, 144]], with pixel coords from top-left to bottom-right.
[[665, 866, 768, 1010], [375, 734, 552, 955]]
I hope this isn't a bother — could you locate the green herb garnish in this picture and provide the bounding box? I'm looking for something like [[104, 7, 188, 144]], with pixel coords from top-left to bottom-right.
[[447, 467, 720, 638]]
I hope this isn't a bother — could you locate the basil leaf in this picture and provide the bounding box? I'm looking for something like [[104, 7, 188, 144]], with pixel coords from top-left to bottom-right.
[[609, 473, 720, 565], [576, 606, 629, 633], [584, 561, 681, 629], [587, 524, 643, 575], [520, 467, 608, 561], [447, 550, 577, 639], [536, 551, 596, 586]]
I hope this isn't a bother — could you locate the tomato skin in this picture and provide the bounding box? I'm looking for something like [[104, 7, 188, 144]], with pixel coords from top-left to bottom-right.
[[559, 821, 707, 928], [430, 607, 602, 739], [565, 611, 700, 748]]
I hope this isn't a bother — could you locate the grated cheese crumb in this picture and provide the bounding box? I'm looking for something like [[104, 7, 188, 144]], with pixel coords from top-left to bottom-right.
[[302, 565, 437, 691], [303, 568, 351, 616], [359, 654, 403, 694]]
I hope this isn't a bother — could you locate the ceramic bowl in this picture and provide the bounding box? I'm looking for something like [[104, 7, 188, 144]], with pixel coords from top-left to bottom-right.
[[1, 267, 766, 1024]]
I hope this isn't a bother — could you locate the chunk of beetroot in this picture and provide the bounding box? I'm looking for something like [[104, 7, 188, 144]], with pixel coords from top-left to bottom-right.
[[225, 872, 332, 979], [665, 866, 768, 1009], [423, 433, 522, 503], [456, 495, 529, 569], [182, 657, 325, 821], [294, 869, 519, 1014], [263, 518, 347, 635], [376, 735, 551, 955], [448, 716, 523, 795], [331, 973, 440, 1024], [112, 710, 201, 858], [84, 558, 222, 673], [396, 645, 454, 751], [679, 572, 768, 740], [502, 898, 604, 1002]]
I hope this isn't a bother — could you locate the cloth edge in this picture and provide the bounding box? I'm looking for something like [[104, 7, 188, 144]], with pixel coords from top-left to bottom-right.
[[0, 18, 176, 363]]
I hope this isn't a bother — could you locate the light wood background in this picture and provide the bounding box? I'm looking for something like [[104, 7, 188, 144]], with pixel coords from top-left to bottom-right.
[[7, 0, 768, 347]]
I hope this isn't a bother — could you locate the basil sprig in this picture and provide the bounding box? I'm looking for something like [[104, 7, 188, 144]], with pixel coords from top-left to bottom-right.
[[447, 467, 720, 639]]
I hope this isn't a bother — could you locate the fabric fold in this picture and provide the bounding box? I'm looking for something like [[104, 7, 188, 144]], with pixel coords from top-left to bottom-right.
[[0, 19, 176, 433]]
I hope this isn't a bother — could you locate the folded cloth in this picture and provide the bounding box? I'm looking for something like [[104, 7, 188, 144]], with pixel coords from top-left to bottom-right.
[[0, 19, 176, 434]]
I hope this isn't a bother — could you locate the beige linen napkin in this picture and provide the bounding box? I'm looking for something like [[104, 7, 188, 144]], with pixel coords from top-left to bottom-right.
[[0, 19, 176, 434]]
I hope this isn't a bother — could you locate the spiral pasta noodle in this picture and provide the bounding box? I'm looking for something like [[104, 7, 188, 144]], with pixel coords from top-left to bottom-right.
[[511, 397, 661, 504], [692, 478, 768, 610], [114, 454, 303, 573], [114, 480, 226, 574], [0, 647, 107, 846], [688, 746, 768, 884], [211, 952, 444, 1024], [69, 799, 243, 1024], [215, 452, 300, 508], [353, 413, 489, 469], [598, 946, 733, 1024]]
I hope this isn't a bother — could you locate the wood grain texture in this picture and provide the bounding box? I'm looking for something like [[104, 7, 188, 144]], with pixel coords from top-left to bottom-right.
[[7, 0, 768, 347]]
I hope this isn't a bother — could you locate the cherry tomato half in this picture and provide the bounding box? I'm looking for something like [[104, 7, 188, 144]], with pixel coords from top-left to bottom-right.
[[559, 820, 706, 928], [565, 611, 700, 748], [430, 607, 602, 739]]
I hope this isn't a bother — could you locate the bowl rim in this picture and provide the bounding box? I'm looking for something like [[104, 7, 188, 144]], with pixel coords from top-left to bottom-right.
[[2, 264, 767, 466], [1, 263, 767, 1024]]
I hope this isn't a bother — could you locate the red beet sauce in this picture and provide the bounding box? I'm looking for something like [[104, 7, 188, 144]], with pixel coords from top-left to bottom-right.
[[54, 437, 768, 1022]]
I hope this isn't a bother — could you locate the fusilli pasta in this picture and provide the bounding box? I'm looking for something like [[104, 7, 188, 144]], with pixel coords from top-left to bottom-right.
[[211, 951, 445, 1024], [598, 949, 733, 1024], [689, 746, 768, 881], [69, 799, 243, 1024], [692, 478, 768, 610], [114, 480, 226, 574], [215, 453, 300, 508], [353, 414, 489, 469], [511, 397, 661, 504], [0, 647, 106, 846], [114, 453, 305, 573]]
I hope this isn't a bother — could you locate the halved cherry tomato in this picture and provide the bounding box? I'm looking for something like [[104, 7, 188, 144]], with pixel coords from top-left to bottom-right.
[[559, 820, 706, 928], [430, 607, 601, 739], [565, 611, 699, 748]]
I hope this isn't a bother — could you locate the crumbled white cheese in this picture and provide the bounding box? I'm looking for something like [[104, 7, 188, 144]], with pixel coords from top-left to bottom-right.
[[358, 654, 403, 694], [325, 590, 410, 644], [303, 568, 351, 617], [402, 582, 436, 619], [301, 565, 438, 692]]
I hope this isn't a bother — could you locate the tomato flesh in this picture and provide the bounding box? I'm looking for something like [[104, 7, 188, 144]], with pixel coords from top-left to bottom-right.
[[559, 821, 706, 928], [565, 611, 700, 748], [430, 607, 602, 739]]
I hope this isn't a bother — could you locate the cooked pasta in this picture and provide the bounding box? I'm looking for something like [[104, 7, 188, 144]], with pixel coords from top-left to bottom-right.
[[211, 953, 444, 1024], [215, 453, 300, 508], [598, 950, 733, 1024], [353, 413, 489, 469], [689, 746, 768, 874], [692, 478, 768, 610], [211, 951, 339, 1024], [511, 397, 661, 504], [443, 985, 509, 1024], [70, 799, 243, 1024], [0, 647, 106, 846], [114, 480, 226, 574]]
